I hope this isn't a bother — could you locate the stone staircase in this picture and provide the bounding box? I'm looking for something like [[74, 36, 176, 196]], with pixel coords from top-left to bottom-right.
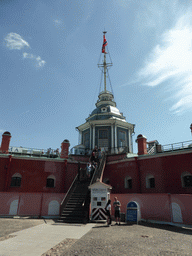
[[60, 153, 106, 223], [60, 180, 90, 223]]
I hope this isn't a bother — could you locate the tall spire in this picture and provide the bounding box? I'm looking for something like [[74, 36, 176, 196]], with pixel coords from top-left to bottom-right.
[[98, 31, 113, 93]]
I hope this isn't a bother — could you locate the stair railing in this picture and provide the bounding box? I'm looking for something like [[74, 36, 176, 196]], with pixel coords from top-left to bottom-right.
[[60, 173, 78, 215], [90, 153, 106, 185], [98, 153, 106, 182]]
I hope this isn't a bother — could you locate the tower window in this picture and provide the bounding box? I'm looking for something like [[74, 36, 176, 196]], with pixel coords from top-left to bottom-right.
[[101, 107, 107, 113], [99, 130, 108, 139], [83, 132, 89, 149], [119, 131, 126, 147]]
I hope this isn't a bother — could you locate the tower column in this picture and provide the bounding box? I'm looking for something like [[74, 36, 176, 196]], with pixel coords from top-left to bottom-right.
[[90, 125, 92, 150], [115, 124, 117, 153], [128, 129, 131, 153], [111, 124, 114, 153], [79, 131, 82, 144], [93, 125, 95, 149]]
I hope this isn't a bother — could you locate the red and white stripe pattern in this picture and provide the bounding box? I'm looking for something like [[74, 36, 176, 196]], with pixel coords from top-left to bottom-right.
[[91, 208, 107, 220]]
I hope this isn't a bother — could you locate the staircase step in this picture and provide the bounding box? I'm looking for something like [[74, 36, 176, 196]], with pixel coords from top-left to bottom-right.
[[69, 196, 86, 199], [62, 213, 83, 216], [60, 219, 85, 224], [72, 194, 87, 197], [63, 207, 83, 212], [59, 167, 99, 223], [66, 204, 83, 208], [60, 216, 85, 220]]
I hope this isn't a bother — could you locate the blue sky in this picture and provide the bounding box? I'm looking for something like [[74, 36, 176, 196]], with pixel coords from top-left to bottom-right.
[[0, 0, 192, 153]]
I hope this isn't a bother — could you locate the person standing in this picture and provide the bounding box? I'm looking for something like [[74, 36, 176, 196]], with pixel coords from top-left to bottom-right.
[[105, 199, 112, 226], [113, 197, 121, 225]]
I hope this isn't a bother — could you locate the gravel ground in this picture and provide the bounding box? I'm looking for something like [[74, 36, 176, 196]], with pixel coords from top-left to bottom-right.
[[0, 218, 191, 256], [63, 222, 192, 256], [0, 217, 44, 240], [42, 238, 77, 256]]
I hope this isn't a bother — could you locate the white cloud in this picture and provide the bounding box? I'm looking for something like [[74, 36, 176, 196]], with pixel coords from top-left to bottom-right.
[[23, 52, 35, 59], [4, 33, 30, 50], [137, 12, 192, 114], [36, 56, 46, 67], [54, 19, 62, 24], [23, 52, 46, 68], [4, 33, 46, 68]]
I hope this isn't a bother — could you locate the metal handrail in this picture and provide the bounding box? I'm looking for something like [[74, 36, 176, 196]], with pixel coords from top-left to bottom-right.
[[8, 146, 60, 158], [70, 146, 128, 156], [90, 153, 106, 185], [162, 140, 192, 152], [60, 173, 78, 215], [99, 154, 106, 182], [81, 154, 106, 223]]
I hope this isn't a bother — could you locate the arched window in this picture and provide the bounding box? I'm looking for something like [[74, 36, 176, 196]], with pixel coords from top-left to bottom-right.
[[11, 173, 22, 187], [46, 175, 55, 188], [181, 172, 192, 188], [146, 175, 155, 188], [125, 176, 132, 189]]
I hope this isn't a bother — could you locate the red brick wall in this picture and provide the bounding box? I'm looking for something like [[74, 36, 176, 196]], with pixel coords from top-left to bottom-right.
[[0, 156, 10, 191], [106, 153, 127, 163], [64, 162, 78, 192], [103, 151, 192, 194], [69, 155, 89, 162], [0, 156, 67, 193], [1, 149, 192, 195]]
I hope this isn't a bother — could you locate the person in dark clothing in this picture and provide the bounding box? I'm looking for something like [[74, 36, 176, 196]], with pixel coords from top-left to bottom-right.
[[91, 146, 99, 163], [105, 199, 112, 226]]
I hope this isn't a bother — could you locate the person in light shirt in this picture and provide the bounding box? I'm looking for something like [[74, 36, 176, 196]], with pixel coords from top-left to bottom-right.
[[113, 197, 121, 225]]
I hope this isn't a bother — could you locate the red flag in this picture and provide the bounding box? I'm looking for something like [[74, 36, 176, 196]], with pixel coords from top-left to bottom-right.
[[102, 34, 108, 53]]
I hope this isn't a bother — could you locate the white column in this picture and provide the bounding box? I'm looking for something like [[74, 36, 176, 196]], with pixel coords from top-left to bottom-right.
[[115, 125, 117, 153], [128, 129, 132, 153], [79, 131, 82, 144], [111, 125, 114, 153], [93, 125, 95, 149], [90, 126, 92, 150]]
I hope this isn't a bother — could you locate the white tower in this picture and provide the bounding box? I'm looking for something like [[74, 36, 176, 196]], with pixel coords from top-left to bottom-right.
[[76, 32, 135, 154]]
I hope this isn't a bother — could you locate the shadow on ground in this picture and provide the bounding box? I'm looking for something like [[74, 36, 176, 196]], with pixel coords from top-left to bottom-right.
[[139, 221, 192, 235]]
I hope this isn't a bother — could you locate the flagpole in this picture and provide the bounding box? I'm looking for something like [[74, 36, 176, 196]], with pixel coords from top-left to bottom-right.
[[103, 31, 107, 93]]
